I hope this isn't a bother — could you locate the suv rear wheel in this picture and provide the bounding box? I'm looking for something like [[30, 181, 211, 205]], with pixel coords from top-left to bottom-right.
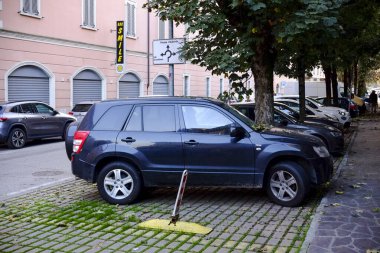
[[7, 128, 26, 149], [266, 161, 309, 207], [97, 162, 142, 205]]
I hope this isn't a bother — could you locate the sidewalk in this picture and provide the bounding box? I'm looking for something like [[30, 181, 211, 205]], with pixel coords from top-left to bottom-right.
[[305, 115, 380, 253]]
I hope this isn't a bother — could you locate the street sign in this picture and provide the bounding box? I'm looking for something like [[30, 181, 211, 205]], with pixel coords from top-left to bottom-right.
[[153, 39, 185, 65], [116, 21, 125, 73]]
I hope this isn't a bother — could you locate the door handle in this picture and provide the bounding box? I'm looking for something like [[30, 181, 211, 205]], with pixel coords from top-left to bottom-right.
[[184, 140, 199, 145], [121, 137, 136, 143]]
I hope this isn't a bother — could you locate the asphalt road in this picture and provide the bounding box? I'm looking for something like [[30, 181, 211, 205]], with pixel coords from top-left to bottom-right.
[[0, 138, 74, 200]]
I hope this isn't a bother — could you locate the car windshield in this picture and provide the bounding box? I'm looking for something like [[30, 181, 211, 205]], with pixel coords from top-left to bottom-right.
[[307, 97, 324, 106], [219, 103, 256, 131]]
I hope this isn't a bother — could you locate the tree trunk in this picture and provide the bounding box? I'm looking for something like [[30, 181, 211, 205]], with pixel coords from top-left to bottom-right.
[[323, 64, 332, 105], [332, 66, 339, 106], [297, 53, 306, 123], [353, 61, 358, 95], [252, 37, 275, 125], [343, 68, 349, 97]]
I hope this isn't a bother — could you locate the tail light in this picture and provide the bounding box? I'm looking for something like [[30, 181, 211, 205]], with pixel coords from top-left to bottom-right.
[[73, 131, 90, 154], [0, 117, 8, 122], [68, 112, 74, 115]]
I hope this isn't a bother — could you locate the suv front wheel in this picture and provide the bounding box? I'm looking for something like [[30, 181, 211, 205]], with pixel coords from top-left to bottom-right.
[[266, 161, 309, 207], [97, 162, 142, 205]]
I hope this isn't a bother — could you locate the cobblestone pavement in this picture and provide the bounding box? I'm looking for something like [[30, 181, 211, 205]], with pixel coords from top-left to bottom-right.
[[0, 125, 355, 253], [305, 116, 380, 253]]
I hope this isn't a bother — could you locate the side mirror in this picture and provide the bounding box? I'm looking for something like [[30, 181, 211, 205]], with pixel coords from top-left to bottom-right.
[[230, 124, 246, 138]]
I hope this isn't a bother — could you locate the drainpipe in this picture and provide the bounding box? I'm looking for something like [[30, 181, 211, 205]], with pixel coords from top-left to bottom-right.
[[147, 0, 150, 95], [169, 20, 174, 96]]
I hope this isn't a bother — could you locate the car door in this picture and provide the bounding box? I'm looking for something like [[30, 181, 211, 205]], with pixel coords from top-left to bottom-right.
[[116, 104, 184, 186], [33, 103, 62, 136], [180, 104, 255, 186], [20, 103, 41, 137]]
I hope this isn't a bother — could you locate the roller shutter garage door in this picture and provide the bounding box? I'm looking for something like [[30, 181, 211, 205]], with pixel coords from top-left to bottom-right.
[[119, 73, 140, 98], [153, 75, 169, 95], [8, 65, 49, 104], [73, 70, 102, 105]]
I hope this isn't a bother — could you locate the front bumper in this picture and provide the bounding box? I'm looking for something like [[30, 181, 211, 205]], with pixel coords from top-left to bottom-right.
[[309, 156, 334, 184]]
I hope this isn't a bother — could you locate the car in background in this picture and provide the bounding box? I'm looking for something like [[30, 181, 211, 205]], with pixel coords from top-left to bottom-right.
[[274, 101, 344, 131], [0, 101, 76, 149], [68, 101, 96, 122], [67, 97, 333, 207], [232, 103, 344, 155], [315, 97, 359, 118], [275, 99, 345, 129], [275, 95, 351, 127]]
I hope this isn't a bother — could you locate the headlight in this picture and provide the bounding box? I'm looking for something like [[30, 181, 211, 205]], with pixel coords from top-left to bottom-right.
[[339, 111, 346, 116], [313, 145, 330, 157], [330, 131, 342, 137]]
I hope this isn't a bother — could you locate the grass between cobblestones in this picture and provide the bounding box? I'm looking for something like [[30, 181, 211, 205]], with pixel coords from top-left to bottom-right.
[[0, 184, 323, 253], [0, 125, 355, 253]]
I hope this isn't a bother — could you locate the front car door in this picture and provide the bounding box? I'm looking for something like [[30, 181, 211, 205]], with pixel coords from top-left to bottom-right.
[[116, 104, 184, 186], [33, 103, 62, 136], [179, 104, 255, 186]]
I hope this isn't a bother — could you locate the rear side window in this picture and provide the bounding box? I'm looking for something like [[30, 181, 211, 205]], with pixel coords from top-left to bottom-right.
[[10, 105, 21, 113], [73, 104, 93, 112], [125, 105, 176, 132], [93, 105, 132, 131], [20, 103, 36, 113]]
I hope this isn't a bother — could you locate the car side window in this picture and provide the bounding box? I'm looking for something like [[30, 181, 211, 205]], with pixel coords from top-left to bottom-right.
[[94, 105, 132, 131], [181, 105, 233, 135], [273, 113, 283, 123], [10, 105, 21, 113], [125, 105, 176, 132], [20, 103, 36, 113], [35, 103, 54, 114]]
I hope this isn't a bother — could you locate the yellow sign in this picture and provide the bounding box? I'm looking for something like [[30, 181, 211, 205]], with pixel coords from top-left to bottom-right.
[[116, 21, 125, 73]]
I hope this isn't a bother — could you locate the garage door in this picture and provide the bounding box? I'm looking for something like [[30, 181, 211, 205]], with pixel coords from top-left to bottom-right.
[[153, 75, 169, 95], [73, 70, 102, 105], [119, 73, 140, 98], [8, 65, 49, 103]]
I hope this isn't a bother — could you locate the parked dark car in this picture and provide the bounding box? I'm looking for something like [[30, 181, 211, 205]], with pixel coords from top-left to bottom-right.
[[0, 101, 76, 149], [67, 97, 333, 207], [315, 97, 359, 118], [274, 101, 344, 131], [232, 103, 344, 155]]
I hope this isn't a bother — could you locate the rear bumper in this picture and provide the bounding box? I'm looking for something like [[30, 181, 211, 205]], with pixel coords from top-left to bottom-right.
[[71, 155, 96, 183]]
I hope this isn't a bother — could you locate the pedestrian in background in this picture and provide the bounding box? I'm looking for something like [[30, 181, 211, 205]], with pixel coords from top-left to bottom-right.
[[369, 90, 378, 113]]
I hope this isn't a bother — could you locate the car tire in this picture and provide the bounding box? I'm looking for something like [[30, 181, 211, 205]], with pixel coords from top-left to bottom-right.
[[7, 128, 26, 149], [97, 162, 142, 205], [266, 161, 309, 207]]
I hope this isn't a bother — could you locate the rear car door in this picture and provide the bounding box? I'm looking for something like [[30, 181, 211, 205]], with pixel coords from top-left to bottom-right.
[[116, 104, 184, 186], [180, 104, 255, 186]]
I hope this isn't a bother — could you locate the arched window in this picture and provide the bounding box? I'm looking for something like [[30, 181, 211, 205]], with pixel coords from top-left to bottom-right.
[[153, 75, 169, 95], [119, 73, 140, 98], [73, 69, 102, 104], [8, 65, 49, 103]]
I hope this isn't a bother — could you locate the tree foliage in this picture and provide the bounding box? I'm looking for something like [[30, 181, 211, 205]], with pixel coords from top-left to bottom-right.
[[145, 0, 348, 124]]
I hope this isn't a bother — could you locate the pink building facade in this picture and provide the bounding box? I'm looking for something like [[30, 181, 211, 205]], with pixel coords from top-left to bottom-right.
[[0, 0, 233, 112]]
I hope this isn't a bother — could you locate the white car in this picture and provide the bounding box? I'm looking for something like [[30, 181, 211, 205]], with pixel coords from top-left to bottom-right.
[[275, 95, 351, 127]]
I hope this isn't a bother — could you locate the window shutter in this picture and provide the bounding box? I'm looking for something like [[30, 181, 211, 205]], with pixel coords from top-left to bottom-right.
[[131, 4, 135, 36], [31, 0, 39, 15], [83, 0, 89, 26], [23, 0, 30, 13], [89, 0, 95, 27]]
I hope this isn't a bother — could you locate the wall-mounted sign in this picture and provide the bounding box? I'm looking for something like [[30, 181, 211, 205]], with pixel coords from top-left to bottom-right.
[[153, 39, 185, 65], [116, 21, 125, 73]]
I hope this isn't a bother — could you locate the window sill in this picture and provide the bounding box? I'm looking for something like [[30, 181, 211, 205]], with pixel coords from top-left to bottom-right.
[[126, 35, 137, 40], [81, 25, 98, 31], [19, 12, 43, 19]]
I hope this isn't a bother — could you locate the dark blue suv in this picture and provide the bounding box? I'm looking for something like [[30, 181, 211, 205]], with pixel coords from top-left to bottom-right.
[[69, 97, 333, 207]]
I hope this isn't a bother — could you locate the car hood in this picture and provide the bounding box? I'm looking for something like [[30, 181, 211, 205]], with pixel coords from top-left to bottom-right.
[[259, 126, 322, 146]]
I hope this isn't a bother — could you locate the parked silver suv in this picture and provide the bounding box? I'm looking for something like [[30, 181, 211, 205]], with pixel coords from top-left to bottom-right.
[[0, 101, 76, 148]]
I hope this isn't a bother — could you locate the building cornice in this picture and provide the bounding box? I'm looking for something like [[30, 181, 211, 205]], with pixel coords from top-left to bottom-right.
[[0, 29, 149, 58]]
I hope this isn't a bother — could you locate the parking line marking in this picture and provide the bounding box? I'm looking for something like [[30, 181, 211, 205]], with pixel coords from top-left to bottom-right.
[[6, 177, 73, 197]]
